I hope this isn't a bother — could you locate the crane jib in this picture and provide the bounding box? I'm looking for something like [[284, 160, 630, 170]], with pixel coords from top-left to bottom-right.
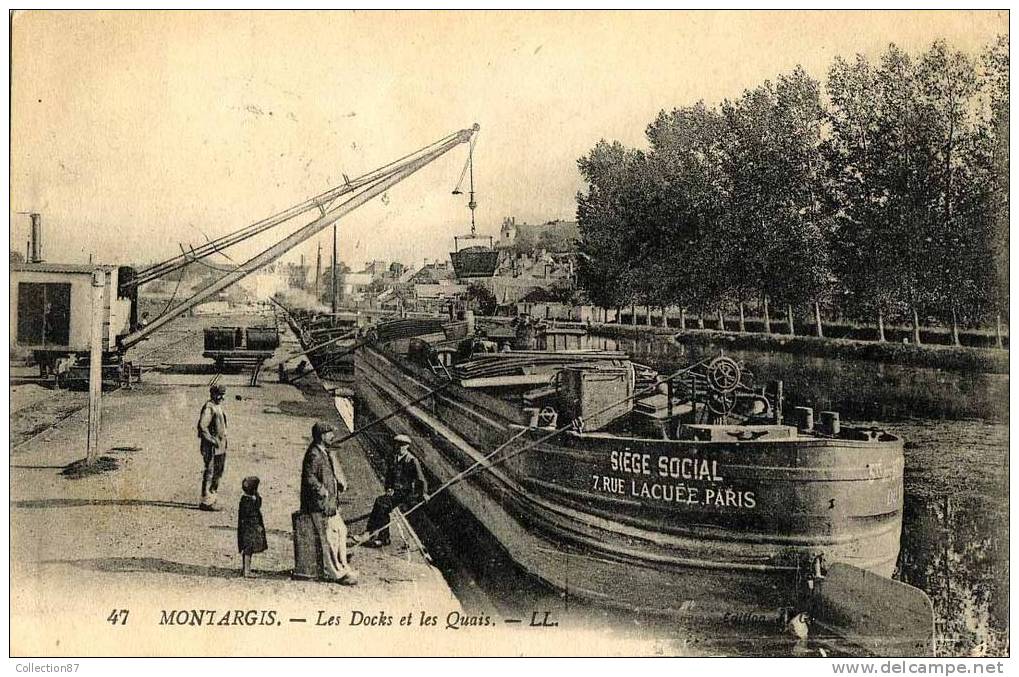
[[119, 124, 479, 351]]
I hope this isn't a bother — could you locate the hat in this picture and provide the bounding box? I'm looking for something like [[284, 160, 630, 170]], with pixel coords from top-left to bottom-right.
[[394, 434, 412, 446], [242, 476, 260, 495], [210, 384, 227, 397], [312, 421, 336, 439]]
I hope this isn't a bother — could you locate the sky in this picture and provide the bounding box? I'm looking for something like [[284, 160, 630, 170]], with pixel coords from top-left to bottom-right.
[[10, 10, 1008, 272]]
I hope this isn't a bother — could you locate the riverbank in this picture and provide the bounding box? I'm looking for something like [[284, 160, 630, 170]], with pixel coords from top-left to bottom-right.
[[593, 325, 1009, 374], [590, 327, 1008, 422]]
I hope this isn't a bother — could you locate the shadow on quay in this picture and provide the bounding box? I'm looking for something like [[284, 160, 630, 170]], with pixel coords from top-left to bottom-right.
[[41, 556, 293, 581], [12, 498, 201, 511]]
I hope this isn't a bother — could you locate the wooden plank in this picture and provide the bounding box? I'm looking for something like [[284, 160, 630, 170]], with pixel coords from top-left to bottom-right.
[[459, 373, 552, 388]]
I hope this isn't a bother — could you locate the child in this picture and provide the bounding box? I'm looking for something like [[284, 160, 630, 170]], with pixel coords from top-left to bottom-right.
[[238, 476, 268, 577]]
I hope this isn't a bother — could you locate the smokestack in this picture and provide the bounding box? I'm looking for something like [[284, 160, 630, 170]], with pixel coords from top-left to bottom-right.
[[29, 213, 42, 263]]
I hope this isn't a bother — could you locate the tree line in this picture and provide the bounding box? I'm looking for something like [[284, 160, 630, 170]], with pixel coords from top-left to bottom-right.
[[575, 38, 1009, 330]]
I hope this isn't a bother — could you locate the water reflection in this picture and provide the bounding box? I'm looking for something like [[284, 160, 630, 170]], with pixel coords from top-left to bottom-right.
[[889, 420, 1010, 657]]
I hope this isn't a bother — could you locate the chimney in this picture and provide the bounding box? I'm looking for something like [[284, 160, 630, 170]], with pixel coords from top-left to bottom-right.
[[29, 213, 43, 263]]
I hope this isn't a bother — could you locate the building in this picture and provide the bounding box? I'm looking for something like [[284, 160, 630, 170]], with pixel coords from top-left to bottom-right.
[[10, 263, 136, 370], [336, 271, 374, 300], [496, 217, 579, 253], [407, 259, 455, 284]]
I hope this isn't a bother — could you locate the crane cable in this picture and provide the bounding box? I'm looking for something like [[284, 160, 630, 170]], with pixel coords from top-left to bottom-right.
[[135, 131, 464, 286], [146, 169, 405, 322], [451, 131, 477, 195]]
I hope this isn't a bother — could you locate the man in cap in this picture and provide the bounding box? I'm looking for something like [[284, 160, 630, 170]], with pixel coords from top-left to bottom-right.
[[300, 421, 357, 584], [196, 383, 229, 511], [361, 433, 428, 547]]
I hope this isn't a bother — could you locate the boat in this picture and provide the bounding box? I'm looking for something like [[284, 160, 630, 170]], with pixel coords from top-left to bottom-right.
[[352, 315, 910, 618]]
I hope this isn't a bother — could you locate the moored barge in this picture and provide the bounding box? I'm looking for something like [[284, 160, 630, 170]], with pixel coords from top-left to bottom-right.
[[353, 316, 906, 617]]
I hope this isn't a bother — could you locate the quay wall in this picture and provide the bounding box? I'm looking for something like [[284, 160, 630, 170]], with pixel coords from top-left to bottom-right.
[[592, 327, 1008, 422]]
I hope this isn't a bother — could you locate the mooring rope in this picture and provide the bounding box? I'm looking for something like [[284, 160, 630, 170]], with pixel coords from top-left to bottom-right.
[[347, 356, 714, 550]]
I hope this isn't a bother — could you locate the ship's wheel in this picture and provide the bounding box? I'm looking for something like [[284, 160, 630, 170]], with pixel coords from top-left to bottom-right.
[[706, 356, 742, 393]]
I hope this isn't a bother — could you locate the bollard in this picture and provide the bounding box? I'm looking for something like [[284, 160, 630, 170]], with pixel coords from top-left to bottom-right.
[[793, 406, 814, 433], [818, 411, 840, 437], [770, 380, 784, 424]]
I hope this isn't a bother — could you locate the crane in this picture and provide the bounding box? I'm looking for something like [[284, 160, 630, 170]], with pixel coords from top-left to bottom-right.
[[119, 124, 479, 352]]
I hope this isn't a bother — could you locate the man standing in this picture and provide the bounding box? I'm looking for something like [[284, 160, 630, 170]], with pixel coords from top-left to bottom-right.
[[362, 434, 428, 547], [197, 384, 228, 511], [300, 422, 356, 584]]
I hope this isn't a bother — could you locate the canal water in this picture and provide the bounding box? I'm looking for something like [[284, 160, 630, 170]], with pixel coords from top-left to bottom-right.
[[349, 335, 1008, 656], [591, 334, 1010, 656]]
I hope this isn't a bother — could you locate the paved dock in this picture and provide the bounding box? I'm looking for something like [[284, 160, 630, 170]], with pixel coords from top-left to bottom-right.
[[10, 312, 709, 657], [10, 313, 463, 656]]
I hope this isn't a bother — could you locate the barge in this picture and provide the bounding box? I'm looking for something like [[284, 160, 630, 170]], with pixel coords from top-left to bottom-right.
[[352, 316, 908, 619]]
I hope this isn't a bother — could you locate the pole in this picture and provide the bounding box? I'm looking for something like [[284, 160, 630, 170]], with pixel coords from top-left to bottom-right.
[[331, 223, 338, 315], [951, 307, 960, 347], [787, 305, 795, 335], [738, 302, 746, 333], [911, 306, 921, 345], [877, 309, 886, 342], [86, 270, 105, 465], [763, 296, 771, 335], [996, 314, 1003, 349], [814, 302, 823, 338], [315, 241, 321, 296]]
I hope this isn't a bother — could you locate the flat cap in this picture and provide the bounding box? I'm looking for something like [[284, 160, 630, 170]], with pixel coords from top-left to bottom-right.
[[210, 384, 227, 396], [312, 421, 336, 438], [394, 434, 412, 445]]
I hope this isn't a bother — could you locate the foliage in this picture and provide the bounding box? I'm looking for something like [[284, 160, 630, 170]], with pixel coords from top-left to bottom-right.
[[466, 282, 498, 316], [536, 221, 580, 253], [575, 38, 1009, 326]]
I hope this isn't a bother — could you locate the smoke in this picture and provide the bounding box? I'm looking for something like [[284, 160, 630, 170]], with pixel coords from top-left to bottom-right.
[[275, 288, 329, 313]]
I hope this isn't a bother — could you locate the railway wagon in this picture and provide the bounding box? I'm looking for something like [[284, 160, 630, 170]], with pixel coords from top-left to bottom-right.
[[10, 263, 138, 374]]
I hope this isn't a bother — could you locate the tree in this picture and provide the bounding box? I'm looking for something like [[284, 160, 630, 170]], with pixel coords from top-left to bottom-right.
[[575, 38, 1006, 330], [644, 102, 729, 313], [825, 41, 1002, 325], [466, 282, 497, 316], [576, 140, 644, 310], [536, 221, 579, 253], [714, 68, 831, 310]]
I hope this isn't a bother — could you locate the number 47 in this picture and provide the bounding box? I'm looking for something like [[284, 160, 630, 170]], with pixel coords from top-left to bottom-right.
[[107, 609, 129, 625]]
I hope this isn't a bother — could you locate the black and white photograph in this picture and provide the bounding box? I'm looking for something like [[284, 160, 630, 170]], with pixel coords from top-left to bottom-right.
[[7, 9, 1010, 662]]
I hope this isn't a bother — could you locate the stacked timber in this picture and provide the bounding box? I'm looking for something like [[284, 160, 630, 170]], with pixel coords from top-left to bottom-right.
[[375, 318, 446, 343], [453, 350, 629, 388]]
